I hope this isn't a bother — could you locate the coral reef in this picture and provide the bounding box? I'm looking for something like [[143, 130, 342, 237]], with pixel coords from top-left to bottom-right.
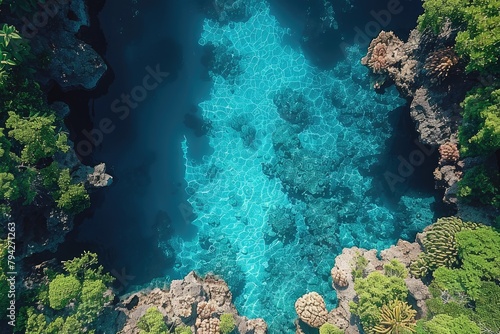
[[264, 206, 297, 245], [203, 42, 243, 83], [373, 300, 416, 334], [438, 142, 460, 165], [362, 29, 474, 146], [434, 142, 462, 204], [361, 31, 405, 89], [330, 267, 349, 288], [273, 88, 311, 130], [424, 47, 459, 83], [201, 0, 254, 24], [409, 217, 480, 278], [295, 292, 329, 328]]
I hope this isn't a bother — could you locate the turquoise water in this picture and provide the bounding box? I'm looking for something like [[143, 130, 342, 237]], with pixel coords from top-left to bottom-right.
[[165, 1, 434, 331]]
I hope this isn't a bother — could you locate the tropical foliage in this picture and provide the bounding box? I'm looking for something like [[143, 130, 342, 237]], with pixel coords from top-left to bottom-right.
[[350, 271, 408, 332], [137, 307, 168, 334], [22, 252, 114, 334]]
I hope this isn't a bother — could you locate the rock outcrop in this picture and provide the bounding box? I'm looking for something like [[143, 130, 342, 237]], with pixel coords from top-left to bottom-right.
[[361, 25, 477, 205], [117, 271, 267, 334], [87, 163, 113, 187], [28, 0, 107, 90]]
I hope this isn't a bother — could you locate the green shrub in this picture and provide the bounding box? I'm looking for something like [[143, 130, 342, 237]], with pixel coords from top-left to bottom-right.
[[351, 252, 368, 280], [55, 169, 90, 214], [459, 86, 500, 157], [319, 322, 343, 334], [137, 307, 168, 334], [417, 0, 500, 73], [350, 271, 408, 331], [472, 281, 500, 332], [409, 217, 479, 278], [416, 314, 480, 334], [457, 165, 500, 209], [77, 279, 110, 323], [456, 227, 500, 281], [48, 275, 81, 310], [219, 313, 236, 334], [5, 111, 68, 165], [175, 325, 193, 334], [25, 253, 113, 333], [383, 259, 408, 278]]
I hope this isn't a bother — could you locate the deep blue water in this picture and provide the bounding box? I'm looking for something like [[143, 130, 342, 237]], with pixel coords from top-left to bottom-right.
[[64, 0, 443, 332]]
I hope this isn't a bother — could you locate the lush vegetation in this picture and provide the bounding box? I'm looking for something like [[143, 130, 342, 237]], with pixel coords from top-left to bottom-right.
[[19, 252, 114, 334], [137, 307, 168, 334], [418, 0, 500, 210], [419, 227, 500, 333], [319, 323, 344, 334], [418, 0, 500, 74], [458, 86, 500, 157], [350, 271, 409, 332], [219, 313, 236, 334]]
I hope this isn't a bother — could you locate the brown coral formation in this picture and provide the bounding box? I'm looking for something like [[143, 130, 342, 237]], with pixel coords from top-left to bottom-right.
[[438, 142, 460, 164], [434, 142, 463, 204], [424, 47, 459, 83], [196, 318, 220, 334], [295, 292, 329, 328], [330, 267, 349, 288], [361, 31, 406, 89]]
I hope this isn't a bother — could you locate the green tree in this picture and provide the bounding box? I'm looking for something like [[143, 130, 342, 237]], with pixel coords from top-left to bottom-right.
[[25, 308, 48, 334], [77, 279, 110, 323], [5, 112, 69, 165], [174, 325, 193, 334], [456, 227, 500, 281], [55, 169, 90, 214], [0, 24, 30, 85], [48, 274, 81, 310], [384, 259, 408, 278], [137, 307, 168, 334], [459, 86, 500, 157], [457, 165, 500, 209]]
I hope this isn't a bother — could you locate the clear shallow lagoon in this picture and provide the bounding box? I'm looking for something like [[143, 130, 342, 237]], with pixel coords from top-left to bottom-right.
[[167, 1, 434, 331], [71, 0, 438, 332]]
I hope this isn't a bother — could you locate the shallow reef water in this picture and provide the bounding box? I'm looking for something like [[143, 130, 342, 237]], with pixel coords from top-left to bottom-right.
[[161, 1, 435, 331]]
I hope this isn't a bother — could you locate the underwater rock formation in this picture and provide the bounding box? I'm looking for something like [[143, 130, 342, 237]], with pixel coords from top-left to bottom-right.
[[362, 26, 478, 206], [273, 88, 312, 130], [117, 271, 267, 334], [362, 26, 475, 146]]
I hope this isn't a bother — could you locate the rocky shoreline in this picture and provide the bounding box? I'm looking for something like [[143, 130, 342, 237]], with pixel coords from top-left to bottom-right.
[[8, 1, 496, 333]]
